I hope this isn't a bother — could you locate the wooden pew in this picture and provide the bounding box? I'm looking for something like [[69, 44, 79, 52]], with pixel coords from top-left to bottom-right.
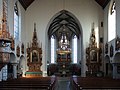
[[71, 76, 120, 90], [0, 76, 57, 90]]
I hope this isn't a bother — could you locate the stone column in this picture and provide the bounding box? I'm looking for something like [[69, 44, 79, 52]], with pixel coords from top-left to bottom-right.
[[12, 64, 17, 79], [112, 64, 117, 79]]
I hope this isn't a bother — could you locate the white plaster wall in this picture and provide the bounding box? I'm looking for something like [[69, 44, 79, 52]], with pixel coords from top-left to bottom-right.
[[116, 0, 120, 35], [25, 0, 103, 76], [104, 3, 109, 44]]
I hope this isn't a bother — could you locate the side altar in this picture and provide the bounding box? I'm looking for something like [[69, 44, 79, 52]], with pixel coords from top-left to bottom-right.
[[86, 23, 102, 77], [25, 23, 42, 77]]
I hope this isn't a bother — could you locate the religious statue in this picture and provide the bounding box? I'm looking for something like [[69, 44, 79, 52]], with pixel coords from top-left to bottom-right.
[[21, 43, 24, 54], [115, 36, 120, 51], [105, 42, 108, 54], [32, 51, 38, 62], [16, 45, 20, 57], [110, 44, 113, 57], [90, 50, 97, 61]]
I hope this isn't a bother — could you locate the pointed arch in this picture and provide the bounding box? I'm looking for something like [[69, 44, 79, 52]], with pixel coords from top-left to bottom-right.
[[48, 10, 82, 39], [46, 10, 83, 65]]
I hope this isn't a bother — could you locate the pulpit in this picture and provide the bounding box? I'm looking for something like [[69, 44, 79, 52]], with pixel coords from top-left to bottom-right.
[[0, 0, 12, 70], [25, 23, 42, 77]]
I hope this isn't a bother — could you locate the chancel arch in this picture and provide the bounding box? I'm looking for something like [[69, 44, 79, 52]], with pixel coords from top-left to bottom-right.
[[46, 10, 83, 76]]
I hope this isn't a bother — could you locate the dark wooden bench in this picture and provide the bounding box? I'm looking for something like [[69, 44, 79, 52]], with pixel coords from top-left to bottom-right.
[[71, 76, 120, 90], [0, 76, 57, 90]]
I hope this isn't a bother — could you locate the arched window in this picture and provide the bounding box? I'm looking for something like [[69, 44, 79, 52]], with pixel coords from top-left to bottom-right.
[[108, 1, 116, 42], [73, 35, 77, 63], [51, 35, 55, 63], [14, 2, 19, 40]]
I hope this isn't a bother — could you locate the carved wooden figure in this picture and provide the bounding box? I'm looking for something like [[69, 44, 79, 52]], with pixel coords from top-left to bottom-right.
[[110, 44, 114, 57], [105, 42, 108, 54], [115, 36, 120, 51], [21, 43, 24, 54], [16, 45, 20, 57]]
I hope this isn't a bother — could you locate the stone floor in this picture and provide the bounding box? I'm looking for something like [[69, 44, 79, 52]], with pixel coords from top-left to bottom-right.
[[55, 76, 120, 90], [56, 77, 70, 90]]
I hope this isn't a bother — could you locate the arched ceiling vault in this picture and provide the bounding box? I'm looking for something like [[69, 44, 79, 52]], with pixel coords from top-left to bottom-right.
[[48, 10, 80, 40]]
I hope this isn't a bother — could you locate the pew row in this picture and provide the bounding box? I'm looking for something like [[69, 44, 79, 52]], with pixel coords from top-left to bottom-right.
[[0, 76, 57, 90], [71, 76, 120, 90]]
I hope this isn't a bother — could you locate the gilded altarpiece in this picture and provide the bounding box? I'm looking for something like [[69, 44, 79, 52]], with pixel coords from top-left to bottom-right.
[[25, 24, 42, 77], [86, 24, 102, 76]]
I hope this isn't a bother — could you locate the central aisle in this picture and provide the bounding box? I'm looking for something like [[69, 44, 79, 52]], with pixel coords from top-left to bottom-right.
[[56, 77, 71, 90]]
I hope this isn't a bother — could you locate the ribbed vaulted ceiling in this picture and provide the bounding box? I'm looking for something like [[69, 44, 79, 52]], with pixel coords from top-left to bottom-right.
[[48, 10, 81, 40]]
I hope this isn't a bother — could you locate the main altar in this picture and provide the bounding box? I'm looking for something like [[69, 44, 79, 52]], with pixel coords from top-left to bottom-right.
[[25, 23, 42, 77]]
